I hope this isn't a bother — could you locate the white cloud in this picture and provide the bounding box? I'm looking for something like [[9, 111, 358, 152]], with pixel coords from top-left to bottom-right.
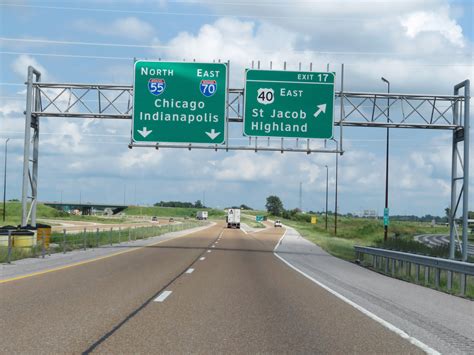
[[119, 148, 163, 170], [215, 151, 280, 181], [400, 8, 465, 47], [155, 13, 470, 94], [11, 54, 48, 80], [0, 100, 23, 116], [75, 17, 157, 41], [2, 1, 472, 215]]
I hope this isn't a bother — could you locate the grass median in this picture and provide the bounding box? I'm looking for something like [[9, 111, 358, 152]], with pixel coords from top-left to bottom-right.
[[0, 220, 206, 263], [241, 216, 265, 229]]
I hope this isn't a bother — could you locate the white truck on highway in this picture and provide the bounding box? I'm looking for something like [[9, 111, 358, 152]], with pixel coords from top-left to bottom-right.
[[196, 211, 208, 220], [226, 208, 241, 229]]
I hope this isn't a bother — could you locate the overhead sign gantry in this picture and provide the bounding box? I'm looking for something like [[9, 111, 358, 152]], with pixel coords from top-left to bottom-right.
[[20, 63, 470, 262]]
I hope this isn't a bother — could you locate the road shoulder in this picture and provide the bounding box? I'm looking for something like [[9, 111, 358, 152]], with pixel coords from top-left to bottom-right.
[[274, 226, 474, 354], [0, 223, 215, 282]]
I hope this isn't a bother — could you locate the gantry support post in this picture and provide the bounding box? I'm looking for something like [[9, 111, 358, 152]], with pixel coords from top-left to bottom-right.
[[21, 66, 41, 227], [449, 80, 470, 261]]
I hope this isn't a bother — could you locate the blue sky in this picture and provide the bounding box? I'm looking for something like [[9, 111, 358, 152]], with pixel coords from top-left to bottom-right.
[[0, 0, 472, 215]]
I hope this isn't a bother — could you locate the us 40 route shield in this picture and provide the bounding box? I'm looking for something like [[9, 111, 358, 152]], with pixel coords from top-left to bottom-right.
[[132, 61, 228, 144], [244, 69, 335, 139]]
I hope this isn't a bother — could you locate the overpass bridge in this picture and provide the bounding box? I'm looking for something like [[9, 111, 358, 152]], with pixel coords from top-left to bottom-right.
[[44, 202, 128, 215]]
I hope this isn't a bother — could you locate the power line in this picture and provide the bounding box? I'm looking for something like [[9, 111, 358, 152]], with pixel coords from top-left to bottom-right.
[[0, 37, 171, 49], [0, 51, 471, 67], [0, 51, 132, 61], [0, 3, 369, 21], [1, 38, 471, 61]]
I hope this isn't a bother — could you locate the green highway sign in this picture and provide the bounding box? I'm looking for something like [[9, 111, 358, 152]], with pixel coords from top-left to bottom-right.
[[384, 208, 390, 226], [256, 215, 264, 222], [244, 69, 335, 139], [132, 61, 227, 144]]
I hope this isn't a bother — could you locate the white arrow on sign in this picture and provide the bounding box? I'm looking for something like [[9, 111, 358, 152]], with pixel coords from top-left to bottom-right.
[[137, 127, 152, 138], [313, 104, 327, 118], [205, 129, 221, 140]]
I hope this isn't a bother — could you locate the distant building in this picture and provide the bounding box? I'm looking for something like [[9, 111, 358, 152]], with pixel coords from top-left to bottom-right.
[[357, 209, 378, 219]]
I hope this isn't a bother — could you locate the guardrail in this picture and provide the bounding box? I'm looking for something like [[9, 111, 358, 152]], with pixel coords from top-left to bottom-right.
[[354, 246, 474, 296], [1, 221, 204, 264]]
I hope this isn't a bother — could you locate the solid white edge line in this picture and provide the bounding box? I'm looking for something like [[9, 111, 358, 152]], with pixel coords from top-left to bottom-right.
[[185, 268, 194, 274], [252, 226, 271, 234], [154, 290, 172, 302], [272, 228, 440, 355]]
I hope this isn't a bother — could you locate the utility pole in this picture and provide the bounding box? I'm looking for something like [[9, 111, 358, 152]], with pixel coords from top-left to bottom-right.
[[381, 77, 390, 241], [3, 138, 10, 222], [325, 165, 328, 230], [335, 151, 339, 236]]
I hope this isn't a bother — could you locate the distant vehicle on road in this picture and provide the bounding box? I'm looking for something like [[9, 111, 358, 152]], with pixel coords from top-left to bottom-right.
[[169, 218, 174, 223], [274, 220, 282, 228], [151, 216, 158, 222], [196, 211, 208, 220], [227, 208, 241, 229]]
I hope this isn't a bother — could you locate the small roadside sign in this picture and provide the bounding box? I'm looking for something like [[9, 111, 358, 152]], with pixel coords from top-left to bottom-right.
[[311, 216, 317, 224], [384, 208, 389, 226]]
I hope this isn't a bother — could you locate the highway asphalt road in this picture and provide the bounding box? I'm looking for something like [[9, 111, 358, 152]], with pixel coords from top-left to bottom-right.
[[414, 234, 474, 256], [1, 223, 423, 354]]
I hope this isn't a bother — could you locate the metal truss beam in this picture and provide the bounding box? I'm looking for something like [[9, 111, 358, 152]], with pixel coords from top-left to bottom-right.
[[30, 83, 464, 131]]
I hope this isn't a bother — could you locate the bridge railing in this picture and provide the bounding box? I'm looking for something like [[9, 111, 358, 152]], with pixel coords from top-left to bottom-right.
[[354, 246, 474, 296]]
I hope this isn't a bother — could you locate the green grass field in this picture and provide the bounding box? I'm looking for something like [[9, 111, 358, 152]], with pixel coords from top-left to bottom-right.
[[1, 202, 69, 226], [124, 205, 225, 218], [241, 216, 265, 228], [0, 202, 133, 226], [278, 214, 472, 298], [0, 202, 226, 227], [273, 214, 452, 261]]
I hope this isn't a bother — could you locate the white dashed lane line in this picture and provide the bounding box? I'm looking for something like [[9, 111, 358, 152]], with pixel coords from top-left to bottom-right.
[[154, 290, 172, 303], [153, 230, 223, 305]]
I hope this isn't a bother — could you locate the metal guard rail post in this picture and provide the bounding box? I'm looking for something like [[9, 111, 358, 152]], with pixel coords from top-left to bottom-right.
[[354, 246, 473, 296]]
